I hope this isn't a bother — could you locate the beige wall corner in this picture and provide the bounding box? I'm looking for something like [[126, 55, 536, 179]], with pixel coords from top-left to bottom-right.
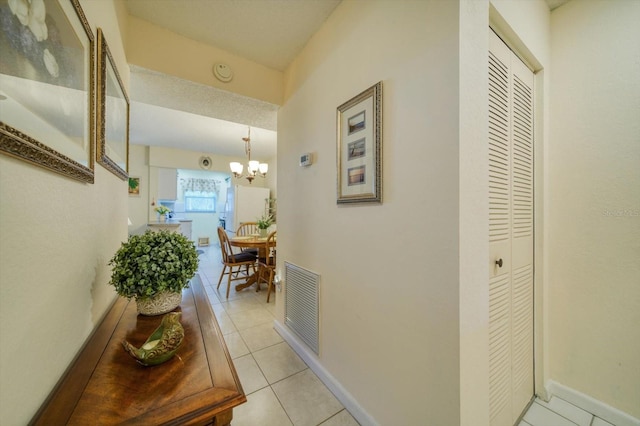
[[459, 0, 490, 424], [548, 0, 640, 418]]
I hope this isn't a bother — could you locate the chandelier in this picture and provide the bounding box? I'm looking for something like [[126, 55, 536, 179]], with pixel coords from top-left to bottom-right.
[[229, 127, 268, 184]]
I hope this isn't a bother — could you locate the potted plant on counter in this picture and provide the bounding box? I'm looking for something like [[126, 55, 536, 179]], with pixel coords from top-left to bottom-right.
[[154, 205, 171, 222], [256, 214, 274, 237], [108, 230, 199, 315]]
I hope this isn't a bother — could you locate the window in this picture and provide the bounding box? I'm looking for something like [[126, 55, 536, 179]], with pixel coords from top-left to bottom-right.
[[185, 193, 216, 212], [179, 176, 221, 213]]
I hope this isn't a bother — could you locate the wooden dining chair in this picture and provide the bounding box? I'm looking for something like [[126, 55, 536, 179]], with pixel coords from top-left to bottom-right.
[[236, 222, 260, 236], [235, 222, 260, 256], [256, 231, 277, 302], [216, 227, 257, 299], [235, 221, 260, 276]]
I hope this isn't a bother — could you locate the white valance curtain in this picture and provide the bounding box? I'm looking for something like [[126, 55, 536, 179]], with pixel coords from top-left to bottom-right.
[[179, 178, 221, 194]]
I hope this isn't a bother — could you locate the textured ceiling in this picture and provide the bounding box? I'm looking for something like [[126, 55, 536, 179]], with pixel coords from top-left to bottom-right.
[[130, 66, 278, 159]]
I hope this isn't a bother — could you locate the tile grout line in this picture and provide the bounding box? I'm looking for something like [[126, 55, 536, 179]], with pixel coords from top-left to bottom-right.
[[529, 401, 584, 426], [200, 245, 353, 426], [552, 404, 581, 426], [226, 299, 300, 425]]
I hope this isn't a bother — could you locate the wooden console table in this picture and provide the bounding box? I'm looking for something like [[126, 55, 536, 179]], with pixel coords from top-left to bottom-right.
[[31, 275, 245, 425]]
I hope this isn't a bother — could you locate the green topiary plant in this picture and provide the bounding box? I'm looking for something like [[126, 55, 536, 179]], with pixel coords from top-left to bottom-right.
[[108, 230, 199, 300]]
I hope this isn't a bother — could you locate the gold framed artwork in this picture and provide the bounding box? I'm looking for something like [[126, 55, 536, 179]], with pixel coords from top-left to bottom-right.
[[0, 0, 95, 183], [337, 81, 382, 204], [96, 28, 129, 180]]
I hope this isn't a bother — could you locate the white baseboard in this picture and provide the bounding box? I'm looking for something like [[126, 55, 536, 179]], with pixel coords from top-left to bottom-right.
[[546, 380, 640, 426], [273, 320, 378, 426]]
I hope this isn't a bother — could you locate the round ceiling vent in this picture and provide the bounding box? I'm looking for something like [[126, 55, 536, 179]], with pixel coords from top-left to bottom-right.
[[213, 63, 233, 82], [199, 156, 212, 170]]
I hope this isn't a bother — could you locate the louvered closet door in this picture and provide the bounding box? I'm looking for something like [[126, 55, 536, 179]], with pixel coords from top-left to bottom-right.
[[488, 29, 534, 426]]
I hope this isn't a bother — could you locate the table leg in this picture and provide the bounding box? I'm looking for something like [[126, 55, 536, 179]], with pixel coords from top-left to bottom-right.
[[213, 408, 233, 426], [235, 272, 258, 292]]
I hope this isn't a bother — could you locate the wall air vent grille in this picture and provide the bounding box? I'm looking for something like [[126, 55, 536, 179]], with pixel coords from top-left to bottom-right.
[[284, 261, 320, 355]]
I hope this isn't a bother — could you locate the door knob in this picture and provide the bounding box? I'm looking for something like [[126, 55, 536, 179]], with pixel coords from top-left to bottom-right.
[[495, 258, 503, 268]]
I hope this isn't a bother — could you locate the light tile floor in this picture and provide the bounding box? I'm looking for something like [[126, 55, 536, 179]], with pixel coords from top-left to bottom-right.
[[520, 397, 618, 426], [196, 244, 360, 426], [196, 245, 621, 426]]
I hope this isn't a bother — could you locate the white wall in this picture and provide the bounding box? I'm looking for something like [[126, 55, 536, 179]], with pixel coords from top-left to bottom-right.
[[0, 1, 128, 423], [548, 0, 640, 417], [279, 1, 463, 424]]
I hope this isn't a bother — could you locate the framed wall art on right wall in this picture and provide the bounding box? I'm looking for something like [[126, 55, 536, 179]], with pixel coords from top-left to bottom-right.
[[336, 81, 382, 204]]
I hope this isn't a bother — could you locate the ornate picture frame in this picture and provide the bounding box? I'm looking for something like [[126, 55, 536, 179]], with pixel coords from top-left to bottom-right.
[[96, 28, 129, 180], [0, 0, 95, 183], [337, 81, 382, 204]]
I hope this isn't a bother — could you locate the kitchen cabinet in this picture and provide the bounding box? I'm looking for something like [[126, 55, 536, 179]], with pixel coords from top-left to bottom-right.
[[157, 168, 177, 200]]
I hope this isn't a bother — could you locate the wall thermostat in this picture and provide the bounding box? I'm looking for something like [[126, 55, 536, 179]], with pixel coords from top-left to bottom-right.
[[300, 153, 313, 167]]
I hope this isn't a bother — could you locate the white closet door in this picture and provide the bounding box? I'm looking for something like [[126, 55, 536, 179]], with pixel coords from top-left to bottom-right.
[[488, 29, 534, 426]]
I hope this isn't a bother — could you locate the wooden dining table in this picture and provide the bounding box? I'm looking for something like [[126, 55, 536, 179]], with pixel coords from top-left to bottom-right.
[[229, 234, 276, 292]]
